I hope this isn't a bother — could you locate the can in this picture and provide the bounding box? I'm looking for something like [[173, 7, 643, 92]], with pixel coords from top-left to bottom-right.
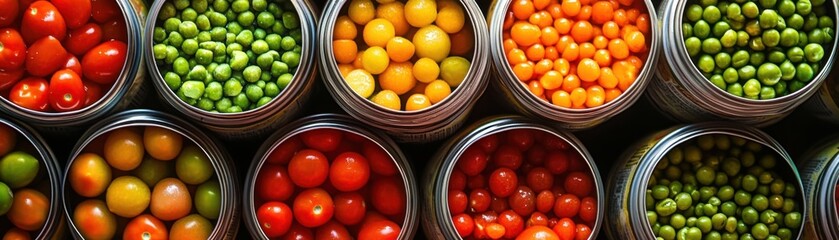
[[0, 116, 64, 240], [61, 109, 239, 239], [647, 0, 839, 126], [144, 0, 319, 140], [0, 0, 149, 135], [796, 134, 839, 239], [605, 122, 806, 239], [421, 115, 605, 239], [242, 113, 418, 239], [486, 0, 661, 130], [803, 71, 839, 124], [318, 0, 490, 143]]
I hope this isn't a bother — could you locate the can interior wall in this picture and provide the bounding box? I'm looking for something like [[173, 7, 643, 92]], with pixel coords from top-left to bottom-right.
[[317, 0, 490, 143], [60, 109, 240, 239], [796, 135, 839, 239], [421, 115, 605, 239], [242, 114, 419, 239], [486, 0, 661, 130], [143, 0, 319, 140], [649, 0, 839, 126]]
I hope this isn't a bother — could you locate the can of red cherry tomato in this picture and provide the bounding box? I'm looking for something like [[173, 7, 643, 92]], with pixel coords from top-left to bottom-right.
[[61, 109, 239, 239], [796, 134, 839, 239], [243, 113, 418, 239], [422, 115, 604, 239], [0, 0, 149, 134], [487, 0, 660, 130], [143, 0, 318, 140], [605, 122, 806, 239], [647, 0, 839, 127], [0, 116, 65, 239], [318, 0, 490, 143]]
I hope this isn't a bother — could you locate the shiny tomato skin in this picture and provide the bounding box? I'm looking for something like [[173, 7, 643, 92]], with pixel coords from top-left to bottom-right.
[[0, 68, 24, 91], [81, 40, 126, 85], [516, 226, 559, 240], [329, 151, 370, 192], [82, 81, 102, 106], [578, 197, 597, 224], [447, 190, 467, 215], [448, 169, 467, 191], [457, 146, 488, 176], [287, 149, 329, 188], [0, 0, 17, 27], [358, 219, 400, 240], [509, 185, 536, 217], [65, 23, 103, 56], [123, 214, 168, 240], [370, 176, 406, 216], [527, 167, 555, 192], [314, 220, 352, 240], [100, 18, 127, 42], [64, 55, 83, 75], [292, 188, 334, 228], [493, 145, 524, 169], [73, 199, 117, 240], [267, 137, 302, 164], [25, 36, 67, 77], [488, 167, 518, 198], [498, 210, 525, 239], [257, 201, 293, 237], [9, 77, 49, 111], [49, 69, 86, 111], [90, 0, 119, 23], [468, 189, 491, 213], [553, 194, 581, 218], [256, 164, 295, 201], [0, 29, 26, 71], [505, 129, 535, 151], [475, 134, 500, 153], [564, 171, 594, 197], [299, 128, 343, 152], [362, 141, 398, 176], [282, 223, 314, 240], [333, 192, 366, 225], [20, 1, 67, 43], [51, 0, 91, 28], [545, 150, 570, 175], [452, 213, 474, 237], [575, 223, 593, 240]]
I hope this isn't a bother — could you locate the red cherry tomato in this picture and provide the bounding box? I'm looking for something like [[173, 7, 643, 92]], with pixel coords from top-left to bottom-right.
[[333, 192, 366, 225], [452, 213, 474, 237], [0, 0, 18, 27], [564, 171, 593, 197], [498, 210, 525, 239], [536, 190, 556, 213], [25, 36, 67, 77], [256, 164, 295, 201], [472, 211, 498, 239], [123, 214, 168, 240], [362, 141, 398, 176], [545, 150, 570, 175], [578, 197, 597, 223], [575, 223, 592, 240], [370, 176, 406, 216], [526, 145, 547, 165], [267, 137, 302, 164], [51, 0, 91, 28], [541, 132, 570, 150], [489, 167, 518, 197], [82, 80, 103, 106], [509, 186, 536, 216], [100, 17, 127, 42], [282, 223, 313, 240], [553, 194, 581, 218], [467, 173, 486, 190], [0, 29, 26, 71], [358, 219, 400, 240], [21, 1, 67, 43], [299, 128, 343, 152], [457, 146, 488, 176], [468, 188, 491, 213], [526, 167, 555, 192], [527, 212, 549, 227], [491, 196, 509, 213], [64, 55, 83, 75], [9, 77, 49, 111], [65, 23, 103, 56], [447, 190, 467, 215], [449, 169, 467, 191], [81, 40, 126, 85], [329, 152, 370, 192], [476, 134, 499, 153], [494, 145, 524, 170], [314, 220, 351, 240], [292, 188, 334, 228], [257, 201, 293, 237], [505, 129, 535, 151], [287, 149, 329, 188], [0, 68, 24, 90], [516, 226, 559, 240], [90, 0, 120, 23], [49, 69, 86, 111], [552, 218, 576, 240]]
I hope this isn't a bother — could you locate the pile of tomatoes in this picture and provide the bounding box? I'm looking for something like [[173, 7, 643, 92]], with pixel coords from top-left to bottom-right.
[[254, 128, 407, 239], [66, 126, 221, 239], [449, 129, 598, 239], [0, 0, 128, 112], [0, 124, 51, 239]]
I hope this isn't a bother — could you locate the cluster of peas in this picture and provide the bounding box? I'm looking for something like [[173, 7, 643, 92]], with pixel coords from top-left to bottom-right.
[[683, 0, 834, 99], [646, 134, 803, 240], [151, 0, 303, 113]]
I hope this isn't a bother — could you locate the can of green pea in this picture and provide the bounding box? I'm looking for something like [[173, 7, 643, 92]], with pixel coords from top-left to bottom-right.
[[0, 115, 65, 240], [61, 109, 240, 239], [648, 0, 839, 126], [606, 122, 806, 240], [796, 134, 839, 239], [144, 0, 318, 140], [242, 113, 419, 239], [421, 115, 604, 239], [0, 0, 149, 135], [318, 0, 490, 143], [486, 0, 661, 130]]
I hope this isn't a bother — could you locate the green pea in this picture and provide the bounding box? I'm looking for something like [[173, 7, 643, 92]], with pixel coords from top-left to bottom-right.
[[212, 0, 228, 11], [717, 30, 736, 48], [164, 46, 179, 64], [252, 0, 267, 11], [750, 37, 767, 51], [743, 2, 760, 18], [777, 0, 796, 17], [698, 55, 716, 73], [760, 0, 777, 8], [182, 8, 198, 22], [708, 75, 725, 89], [232, 0, 249, 13], [249, 40, 267, 55], [196, 15, 211, 31], [282, 12, 299, 29], [163, 72, 181, 91], [167, 32, 184, 48], [659, 225, 676, 240], [203, 82, 222, 101], [188, 65, 209, 82], [729, 51, 749, 68], [695, 20, 712, 39], [213, 97, 231, 112], [686, 37, 703, 56], [804, 43, 825, 63], [236, 12, 255, 27], [159, 2, 177, 21], [760, 9, 779, 29], [687, 4, 704, 22], [171, 57, 188, 76], [762, 29, 781, 47], [243, 66, 262, 83], [262, 82, 280, 97], [245, 84, 264, 102], [702, 38, 723, 54], [236, 30, 254, 47], [174, 0, 189, 9], [228, 51, 248, 71], [721, 201, 737, 216], [746, 20, 762, 36], [756, 63, 782, 86], [738, 65, 756, 80], [281, 51, 301, 68], [281, 36, 297, 51], [796, 63, 815, 82], [686, 227, 702, 239], [819, 16, 834, 28], [786, 14, 804, 30], [234, 93, 249, 109], [797, 0, 813, 15], [804, 13, 819, 31], [737, 31, 751, 46], [180, 81, 205, 99], [704, 6, 722, 23], [683, 23, 694, 38], [223, 79, 243, 96], [726, 3, 741, 18], [226, 105, 243, 113], [252, 12, 275, 29], [227, 21, 242, 35], [277, 73, 293, 89]]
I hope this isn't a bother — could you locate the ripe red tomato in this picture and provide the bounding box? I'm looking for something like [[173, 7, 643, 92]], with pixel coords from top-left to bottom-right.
[[526, 212, 549, 227], [505, 129, 535, 151], [448, 169, 467, 191], [526, 145, 547, 165], [447, 190, 467, 215], [553, 218, 576, 240], [575, 223, 592, 240], [82, 80, 103, 106], [361, 141, 398, 176], [0, 0, 18, 27], [51, 0, 91, 28], [49, 69, 86, 111], [282, 223, 313, 240], [288, 149, 329, 188], [65, 23, 103, 56], [545, 150, 569, 174], [257, 201, 293, 237], [541, 132, 570, 150], [475, 134, 499, 153], [256, 164, 295, 201], [472, 211, 498, 239], [578, 197, 597, 223], [564, 171, 593, 197], [509, 185, 536, 216], [123, 214, 168, 240], [515, 226, 559, 240], [0, 68, 24, 90], [457, 146, 488, 176], [536, 190, 556, 213], [292, 188, 334, 228], [20, 1, 67, 43], [553, 194, 581, 218], [493, 145, 523, 169], [9, 77, 49, 111], [490, 196, 509, 213], [0, 29, 26, 71], [64, 55, 83, 75], [82, 40, 126, 85], [267, 137, 302, 164], [370, 177, 406, 216], [100, 18, 127, 42], [299, 128, 343, 152], [358, 219, 400, 240], [467, 173, 486, 190], [488, 167, 518, 197], [452, 213, 474, 237], [526, 167, 555, 192], [329, 152, 370, 192], [333, 192, 366, 225], [498, 210, 525, 239], [314, 220, 352, 240], [468, 188, 491, 213], [25, 36, 67, 77], [90, 0, 120, 23]]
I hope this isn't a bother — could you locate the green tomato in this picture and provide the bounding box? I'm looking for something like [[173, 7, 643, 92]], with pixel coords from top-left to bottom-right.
[[195, 180, 221, 219], [0, 151, 39, 188], [133, 156, 173, 186], [0, 182, 11, 215], [175, 145, 214, 185]]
